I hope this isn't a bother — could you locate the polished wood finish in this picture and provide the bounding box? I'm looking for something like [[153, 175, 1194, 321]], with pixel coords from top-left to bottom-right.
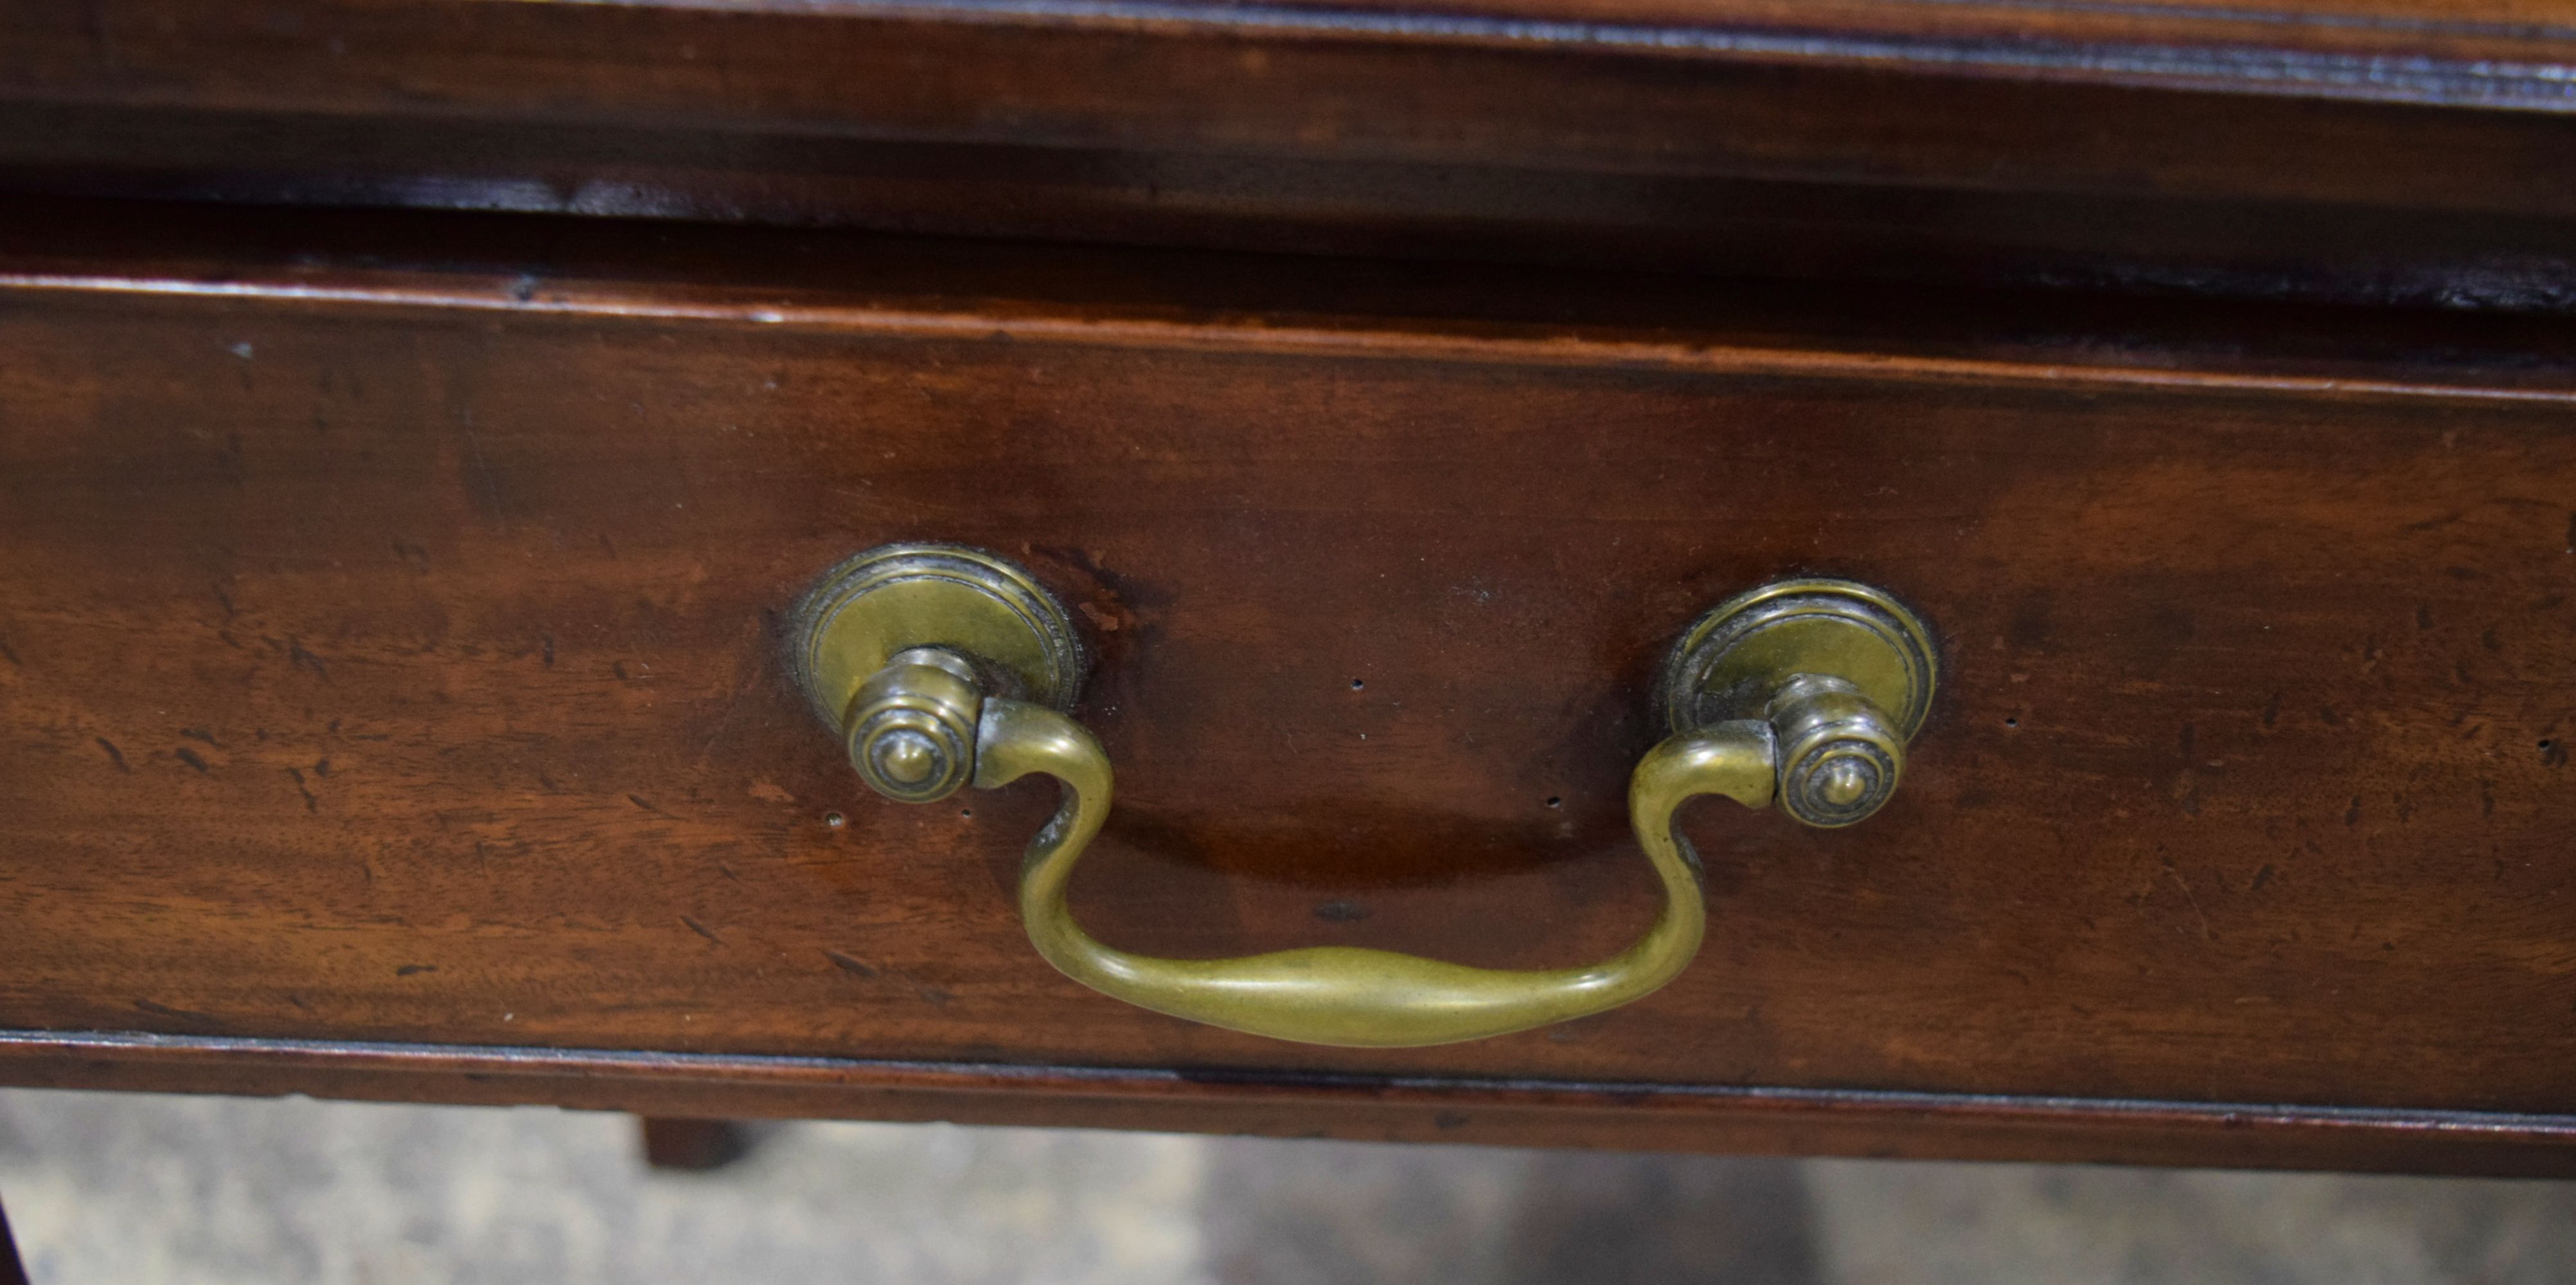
[[4, 1, 2576, 310], [10, 1031, 2576, 1178], [1, 200, 2572, 1173]]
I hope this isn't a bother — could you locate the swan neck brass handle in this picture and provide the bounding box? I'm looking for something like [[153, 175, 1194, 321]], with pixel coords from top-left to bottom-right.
[[977, 698, 1770, 1047], [795, 547, 1937, 1049]]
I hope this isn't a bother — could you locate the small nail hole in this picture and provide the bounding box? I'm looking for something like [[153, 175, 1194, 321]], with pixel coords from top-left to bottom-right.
[[2004, 717, 2020, 728], [959, 808, 974, 819], [1545, 797, 1562, 808], [1350, 678, 1365, 690], [823, 812, 846, 828]]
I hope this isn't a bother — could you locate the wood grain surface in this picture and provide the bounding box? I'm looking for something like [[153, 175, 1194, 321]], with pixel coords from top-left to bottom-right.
[[1, 200, 2573, 1167], [6, 1, 2576, 312], [12, 1029, 2576, 1177]]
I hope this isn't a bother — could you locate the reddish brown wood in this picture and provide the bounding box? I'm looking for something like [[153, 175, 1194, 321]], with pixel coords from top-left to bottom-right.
[[7, 197, 2575, 398], [8, 1031, 2576, 1178], [2, 1, 2575, 310], [1, 199, 2574, 1171]]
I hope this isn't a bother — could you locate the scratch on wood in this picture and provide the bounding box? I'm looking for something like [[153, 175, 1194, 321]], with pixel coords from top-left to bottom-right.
[[134, 998, 220, 1024], [289, 637, 329, 678], [286, 767, 319, 813], [2162, 857, 2215, 941], [174, 747, 211, 774], [96, 738, 130, 772], [395, 964, 438, 977], [680, 914, 724, 944], [463, 411, 506, 519], [819, 950, 947, 1004]]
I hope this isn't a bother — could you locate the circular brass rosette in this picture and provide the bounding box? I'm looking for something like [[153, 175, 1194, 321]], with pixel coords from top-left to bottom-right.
[[1658, 578, 1938, 828], [788, 543, 1085, 731]]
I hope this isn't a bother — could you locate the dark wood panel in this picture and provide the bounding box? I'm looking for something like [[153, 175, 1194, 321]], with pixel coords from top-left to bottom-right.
[[7, 103, 2576, 317], [1315, 0, 2576, 39], [1, 202, 2573, 1147], [11, 0, 2576, 120], [5, 2, 2576, 310], [10, 1030, 2576, 1178], [9, 197, 2576, 394]]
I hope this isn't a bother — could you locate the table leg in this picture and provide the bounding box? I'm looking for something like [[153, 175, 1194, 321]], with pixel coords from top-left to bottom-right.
[[637, 1117, 754, 1171], [0, 1189, 27, 1285]]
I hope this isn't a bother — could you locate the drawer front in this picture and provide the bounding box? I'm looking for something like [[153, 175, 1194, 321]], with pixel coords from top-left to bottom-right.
[[3, 211, 2575, 1169]]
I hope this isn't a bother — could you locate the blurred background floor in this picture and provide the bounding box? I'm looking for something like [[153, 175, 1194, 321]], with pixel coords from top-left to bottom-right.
[[3, 1088, 2573, 1284]]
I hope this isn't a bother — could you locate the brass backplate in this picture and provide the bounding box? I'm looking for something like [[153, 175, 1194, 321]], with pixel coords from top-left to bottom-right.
[[1659, 578, 1937, 740], [789, 544, 1085, 729]]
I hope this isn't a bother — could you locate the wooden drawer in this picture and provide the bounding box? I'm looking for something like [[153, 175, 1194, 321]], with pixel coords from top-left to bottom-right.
[[3, 202, 2574, 1173]]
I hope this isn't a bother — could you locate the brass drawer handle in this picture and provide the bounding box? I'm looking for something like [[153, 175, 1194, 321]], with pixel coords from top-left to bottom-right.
[[792, 546, 1935, 1048]]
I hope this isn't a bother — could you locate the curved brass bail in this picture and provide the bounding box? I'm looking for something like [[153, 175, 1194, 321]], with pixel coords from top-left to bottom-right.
[[793, 547, 1938, 1048], [980, 697, 1772, 1047]]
